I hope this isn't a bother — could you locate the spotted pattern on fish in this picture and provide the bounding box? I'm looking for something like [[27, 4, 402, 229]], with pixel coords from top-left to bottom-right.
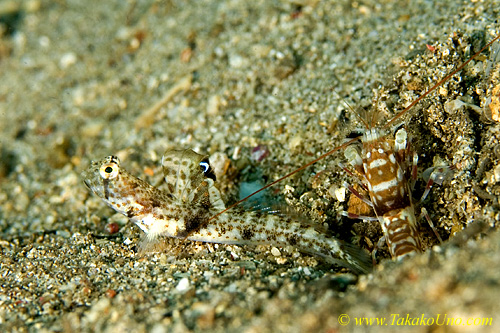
[[82, 149, 371, 273]]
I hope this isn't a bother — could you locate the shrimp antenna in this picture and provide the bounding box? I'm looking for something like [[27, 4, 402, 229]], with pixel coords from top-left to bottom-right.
[[332, 90, 370, 130]]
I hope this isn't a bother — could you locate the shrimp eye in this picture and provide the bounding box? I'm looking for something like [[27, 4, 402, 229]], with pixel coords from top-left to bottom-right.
[[99, 162, 119, 180], [199, 158, 216, 181]]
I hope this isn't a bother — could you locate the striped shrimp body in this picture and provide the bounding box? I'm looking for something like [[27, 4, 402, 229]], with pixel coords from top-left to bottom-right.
[[331, 32, 500, 260], [343, 127, 423, 259], [82, 149, 372, 274]]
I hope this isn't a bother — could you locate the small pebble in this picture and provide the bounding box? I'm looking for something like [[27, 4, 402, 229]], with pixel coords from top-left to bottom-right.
[[206, 95, 221, 116], [271, 247, 281, 257], [60, 52, 77, 69], [176, 277, 190, 292], [494, 164, 500, 183]]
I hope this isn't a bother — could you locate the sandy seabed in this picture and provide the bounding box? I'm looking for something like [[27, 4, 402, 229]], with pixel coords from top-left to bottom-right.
[[1, 0, 500, 332]]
